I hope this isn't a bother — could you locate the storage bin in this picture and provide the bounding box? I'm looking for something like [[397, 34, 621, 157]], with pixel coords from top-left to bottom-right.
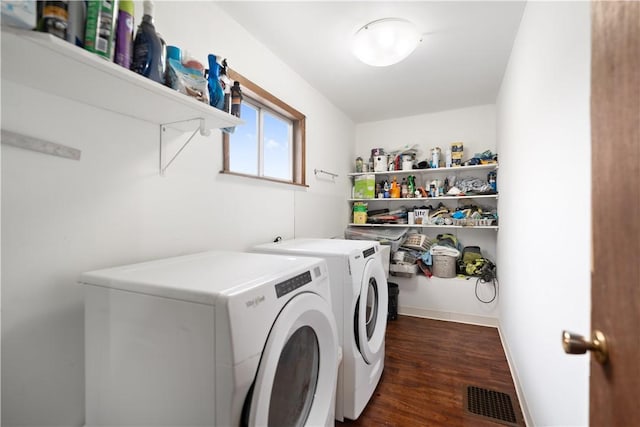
[[432, 255, 457, 278], [344, 226, 408, 252], [389, 263, 418, 277]]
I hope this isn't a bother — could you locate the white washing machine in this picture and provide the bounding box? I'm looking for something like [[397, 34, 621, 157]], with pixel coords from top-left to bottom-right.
[[80, 251, 339, 427], [252, 239, 388, 421]]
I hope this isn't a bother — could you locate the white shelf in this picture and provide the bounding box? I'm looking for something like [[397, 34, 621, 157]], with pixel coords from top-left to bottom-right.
[[348, 223, 499, 230], [348, 194, 498, 202], [1, 27, 242, 132], [348, 163, 498, 178]]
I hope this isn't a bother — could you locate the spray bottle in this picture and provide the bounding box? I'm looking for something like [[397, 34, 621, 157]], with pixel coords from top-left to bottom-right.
[[114, 0, 134, 68]]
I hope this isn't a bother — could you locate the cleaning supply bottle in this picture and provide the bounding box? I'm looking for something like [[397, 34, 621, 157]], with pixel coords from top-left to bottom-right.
[[207, 54, 225, 110], [114, 0, 134, 68], [131, 0, 164, 84], [84, 0, 117, 59], [219, 59, 232, 114], [38, 1, 68, 40], [230, 81, 243, 118], [66, 0, 85, 46]]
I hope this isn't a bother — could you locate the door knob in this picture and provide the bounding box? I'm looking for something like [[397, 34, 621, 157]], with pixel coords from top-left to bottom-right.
[[562, 330, 609, 364]]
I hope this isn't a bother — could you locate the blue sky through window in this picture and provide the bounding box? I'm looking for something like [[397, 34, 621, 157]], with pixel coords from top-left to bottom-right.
[[229, 102, 292, 180], [229, 103, 258, 175], [263, 112, 292, 180]]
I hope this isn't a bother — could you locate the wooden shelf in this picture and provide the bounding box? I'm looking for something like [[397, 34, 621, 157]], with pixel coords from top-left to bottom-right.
[[1, 27, 242, 132]]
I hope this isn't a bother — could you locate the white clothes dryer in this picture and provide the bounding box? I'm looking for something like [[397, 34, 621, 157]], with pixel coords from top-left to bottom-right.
[[252, 239, 388, 421], [80, 251, 339, 427]]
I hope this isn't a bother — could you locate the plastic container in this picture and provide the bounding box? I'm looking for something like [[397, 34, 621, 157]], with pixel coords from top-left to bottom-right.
[[344, 226, 408, 252], [2, 0, 37, 30], [387, 282, 399, 321], [114, 0, 134, 68], [84, 0, 117, 59], [166, 45, 181, 62], [432, 255, 457, 278], [131, 0, 164, 84]]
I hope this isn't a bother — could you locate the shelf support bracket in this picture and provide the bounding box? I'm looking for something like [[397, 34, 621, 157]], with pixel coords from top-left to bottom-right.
[[159, 118, 210, 176]]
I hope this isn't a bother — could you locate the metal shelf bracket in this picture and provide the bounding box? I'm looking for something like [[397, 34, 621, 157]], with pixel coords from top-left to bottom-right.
[[159, 118, 211, 176]]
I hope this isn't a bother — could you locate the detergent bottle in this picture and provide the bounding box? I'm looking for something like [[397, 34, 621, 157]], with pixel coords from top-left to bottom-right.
[[131, 0, 164, 84]]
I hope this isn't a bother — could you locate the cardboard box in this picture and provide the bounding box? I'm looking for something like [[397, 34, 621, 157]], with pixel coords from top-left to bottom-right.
[[354, 174, 375, 199]]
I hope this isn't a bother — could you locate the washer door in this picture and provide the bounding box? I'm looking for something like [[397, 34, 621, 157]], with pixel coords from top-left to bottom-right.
[[355, 257, 388, 364], [247, 292, 338, 427]]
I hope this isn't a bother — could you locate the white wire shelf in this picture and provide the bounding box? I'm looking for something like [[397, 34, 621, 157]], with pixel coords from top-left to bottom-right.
[[348, 223, 499, 230], [348, 163, 498, 177]]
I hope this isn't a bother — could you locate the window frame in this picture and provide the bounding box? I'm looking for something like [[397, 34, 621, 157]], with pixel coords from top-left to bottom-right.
[[222, 69, 307, 187]]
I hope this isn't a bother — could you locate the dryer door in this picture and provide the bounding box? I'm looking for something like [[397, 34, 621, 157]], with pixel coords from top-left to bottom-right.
[[246, 292, 339, 427], [355, 257, 388, 364]]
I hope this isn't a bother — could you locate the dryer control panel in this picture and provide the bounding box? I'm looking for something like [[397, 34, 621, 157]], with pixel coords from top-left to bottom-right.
[[275, 270, 312, 298], [363, 247, 376, 258]]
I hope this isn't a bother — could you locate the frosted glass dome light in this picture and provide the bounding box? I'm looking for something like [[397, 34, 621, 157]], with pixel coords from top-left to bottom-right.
[[352, 18, 422, 67]]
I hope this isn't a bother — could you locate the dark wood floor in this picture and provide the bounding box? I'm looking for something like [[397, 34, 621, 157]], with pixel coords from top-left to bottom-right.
[[337, 315, 525, 427]]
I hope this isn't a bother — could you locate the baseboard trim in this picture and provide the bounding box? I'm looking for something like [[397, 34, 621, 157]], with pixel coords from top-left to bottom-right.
[[398, 306, 499, 328], [497, 323, 533, 427]]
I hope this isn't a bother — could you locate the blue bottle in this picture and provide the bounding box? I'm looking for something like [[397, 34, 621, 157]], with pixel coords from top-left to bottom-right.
[[207, 55, 225, 111], [131, 0, 164, 84]]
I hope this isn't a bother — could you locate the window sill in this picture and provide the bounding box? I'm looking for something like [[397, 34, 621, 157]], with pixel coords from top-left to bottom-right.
[[219, 170, 309, 188]]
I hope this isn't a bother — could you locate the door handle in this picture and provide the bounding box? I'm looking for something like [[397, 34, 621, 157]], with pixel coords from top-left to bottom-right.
[[562, 330, 609, 364]]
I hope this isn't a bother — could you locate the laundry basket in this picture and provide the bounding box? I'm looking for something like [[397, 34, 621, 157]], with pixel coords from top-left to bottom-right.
[[432, 255, 457, 278]]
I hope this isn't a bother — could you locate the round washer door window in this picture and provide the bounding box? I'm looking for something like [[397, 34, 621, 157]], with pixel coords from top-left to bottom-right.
[[268, 326, 319, 426], [247, 292, 338, 427], [356, 257, 388, 364]]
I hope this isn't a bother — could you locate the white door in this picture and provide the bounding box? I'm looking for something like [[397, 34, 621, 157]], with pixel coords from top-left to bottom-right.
[[245, 292, 339, 427], [355, 257, 388, 364]]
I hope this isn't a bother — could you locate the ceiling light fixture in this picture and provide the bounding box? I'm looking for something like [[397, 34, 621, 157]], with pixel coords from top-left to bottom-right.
[[352, 18, 422, 67]]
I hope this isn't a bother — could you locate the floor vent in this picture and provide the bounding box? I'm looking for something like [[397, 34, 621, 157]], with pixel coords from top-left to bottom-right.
[[465, 385, 521, 426]]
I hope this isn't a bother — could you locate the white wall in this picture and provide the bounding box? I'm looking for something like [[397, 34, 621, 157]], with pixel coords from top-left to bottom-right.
[[496, 2, 591, 426], [355, 105, 499, 324], [355, 104, 496, 164], [0, 2, 354, 425]]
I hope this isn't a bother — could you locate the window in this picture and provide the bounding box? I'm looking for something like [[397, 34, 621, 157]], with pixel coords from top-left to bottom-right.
[[223, 70, 306, 186]]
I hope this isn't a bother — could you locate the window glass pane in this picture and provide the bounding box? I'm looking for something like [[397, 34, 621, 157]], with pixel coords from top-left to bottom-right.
[[229, 103, 258, 175], [262, 111, 292, 180], [268, 326, 319, 427]]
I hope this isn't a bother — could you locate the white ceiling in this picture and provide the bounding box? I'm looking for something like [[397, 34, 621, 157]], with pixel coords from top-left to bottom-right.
[[217, 1, 526, 124]]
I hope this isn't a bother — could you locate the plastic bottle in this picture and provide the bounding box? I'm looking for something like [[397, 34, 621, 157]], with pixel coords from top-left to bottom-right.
[[84, 0, 117, 59], [114, 0, 134, 68], [38, 1, 68, 40], [408, 175, 416, 197], [488, 171, 497, 191], [66, 0, 85, 46], [207, 55, 225, 110], [219, 59, 232, 113], [230, 81, 243, 118], [431, 147, 440, 169], [131, 0, 164, 84]]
